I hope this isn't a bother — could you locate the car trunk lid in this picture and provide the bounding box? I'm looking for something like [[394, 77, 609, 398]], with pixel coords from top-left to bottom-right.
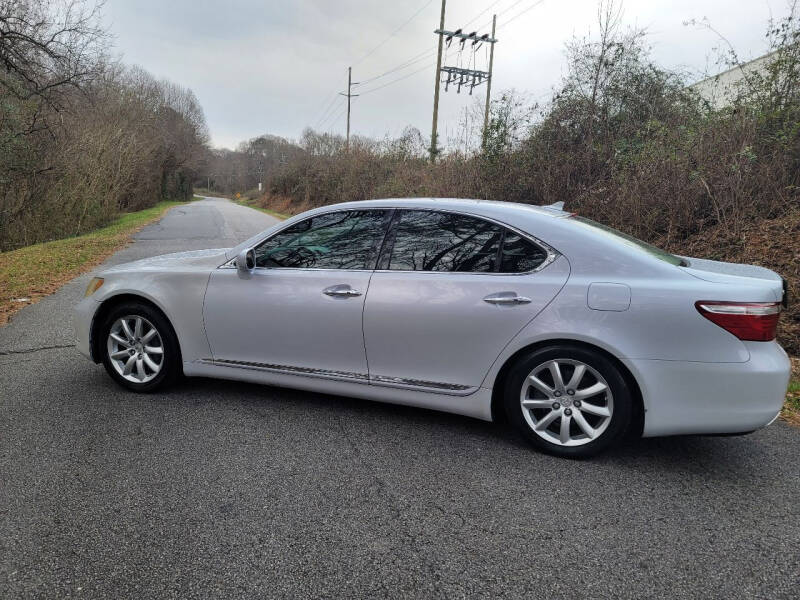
[[680, 256, 787, 305]]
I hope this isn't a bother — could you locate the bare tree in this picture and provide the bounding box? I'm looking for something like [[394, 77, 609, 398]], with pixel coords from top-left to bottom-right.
[[0, 0, 108, 106]]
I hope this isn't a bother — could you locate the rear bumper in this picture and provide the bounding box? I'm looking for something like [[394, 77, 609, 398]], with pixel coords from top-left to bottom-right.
[[626, 341, 791, 437], [74, 297, 99, 361]]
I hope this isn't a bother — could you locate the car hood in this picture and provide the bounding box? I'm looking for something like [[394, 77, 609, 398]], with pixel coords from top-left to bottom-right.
[[101, 248, 231, 273]]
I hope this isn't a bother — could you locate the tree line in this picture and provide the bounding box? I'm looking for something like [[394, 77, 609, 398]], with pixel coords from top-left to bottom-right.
[[0, 0, 209, 251]]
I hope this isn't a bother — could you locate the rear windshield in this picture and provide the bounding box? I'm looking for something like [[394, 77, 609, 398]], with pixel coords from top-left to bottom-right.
[[569, 216, 685, 266]]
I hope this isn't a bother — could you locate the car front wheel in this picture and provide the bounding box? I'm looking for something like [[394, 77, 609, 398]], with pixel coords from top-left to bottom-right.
[[100, 302, 179, 392], [504, 345, 632, 458]]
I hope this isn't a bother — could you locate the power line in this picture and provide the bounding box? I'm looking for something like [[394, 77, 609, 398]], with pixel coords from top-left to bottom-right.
[[462, 0, 504, 28], [498, 0, 547, 28], [497, 0, 530, 18], [318, 97, 346, 130], [355, 45, 438, 87], [358, 61, 435, 95], [320, 104, 345, 131], [464, 0, 547, 46], [322, 105, 347, 134], [325, 104, 348, 133], [353, 0, 435, 67], [313, 92, 341, 129], [471, 0, 532, 32]]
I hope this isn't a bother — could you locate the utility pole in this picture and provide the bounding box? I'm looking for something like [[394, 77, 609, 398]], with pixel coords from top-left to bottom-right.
[[430, 0, 446, 162], [340, 66, 359, 151], [431, 6, 497, 160], [482, 14, 497, 147]]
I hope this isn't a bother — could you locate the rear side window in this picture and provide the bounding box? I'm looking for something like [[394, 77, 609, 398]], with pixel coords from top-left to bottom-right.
[[255, 210, 390, 269], [384, 210, 549, 273], [387, 211, 501, 272], [501, 232, 548, 273]]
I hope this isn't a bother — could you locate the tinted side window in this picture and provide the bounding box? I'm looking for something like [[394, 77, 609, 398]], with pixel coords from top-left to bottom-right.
[[501, 232, 548, 273], [387, 211, 502, 272], [255, 210, 390, 269]]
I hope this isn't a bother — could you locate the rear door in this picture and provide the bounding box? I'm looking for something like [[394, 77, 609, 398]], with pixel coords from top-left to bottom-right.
[[363, 209, 570, 393]]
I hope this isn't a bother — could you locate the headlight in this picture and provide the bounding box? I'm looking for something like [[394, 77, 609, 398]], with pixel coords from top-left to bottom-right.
[[84, 277, 104, 297]]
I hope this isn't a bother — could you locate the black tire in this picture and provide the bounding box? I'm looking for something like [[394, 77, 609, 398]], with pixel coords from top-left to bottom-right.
[[99, 301, 180, 392], [504, 344, 632, 458]]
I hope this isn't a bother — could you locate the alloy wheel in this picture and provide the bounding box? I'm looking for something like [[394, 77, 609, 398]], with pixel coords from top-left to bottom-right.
[[106, 315, 164, 383], [520, 359, 614, 447]]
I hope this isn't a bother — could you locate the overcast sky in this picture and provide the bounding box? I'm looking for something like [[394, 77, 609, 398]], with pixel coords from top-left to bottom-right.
[[104, 0, 790, 149]]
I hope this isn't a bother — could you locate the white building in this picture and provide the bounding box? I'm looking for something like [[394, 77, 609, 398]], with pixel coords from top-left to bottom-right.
[[688, 51, 778, 109]]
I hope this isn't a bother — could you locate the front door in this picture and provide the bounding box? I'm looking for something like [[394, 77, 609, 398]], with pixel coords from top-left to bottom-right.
[[204, 209, 392, 381]]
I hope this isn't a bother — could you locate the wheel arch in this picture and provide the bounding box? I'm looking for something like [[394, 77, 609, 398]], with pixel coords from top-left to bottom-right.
[[90, 293, 183, 370], [489, 338, 645, 437]]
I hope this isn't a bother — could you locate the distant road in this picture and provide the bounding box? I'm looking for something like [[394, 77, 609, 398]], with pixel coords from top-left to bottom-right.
[[1, 197, 798, 599]]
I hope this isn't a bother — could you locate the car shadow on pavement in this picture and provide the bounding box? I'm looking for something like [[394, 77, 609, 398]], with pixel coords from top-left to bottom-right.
[[156, 375, 772, 477]]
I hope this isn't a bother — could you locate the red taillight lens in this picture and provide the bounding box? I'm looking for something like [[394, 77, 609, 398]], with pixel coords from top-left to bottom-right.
[[695, 301, 781, 341]]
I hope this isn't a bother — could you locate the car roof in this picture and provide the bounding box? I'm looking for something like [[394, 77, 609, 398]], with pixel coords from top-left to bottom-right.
[[318, 197, 571, 220]]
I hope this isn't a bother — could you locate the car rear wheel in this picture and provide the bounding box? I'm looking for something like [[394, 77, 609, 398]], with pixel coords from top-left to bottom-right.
[[504, 345, 632, 458], [100, 302, 179, 392]]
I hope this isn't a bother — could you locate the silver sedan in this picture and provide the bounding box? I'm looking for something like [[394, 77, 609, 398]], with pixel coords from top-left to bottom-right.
[[74, 198, 791, 457]]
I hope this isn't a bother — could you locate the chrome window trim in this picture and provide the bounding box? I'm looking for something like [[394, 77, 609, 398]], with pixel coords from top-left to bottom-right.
[[199, 358, 474, 395], [253, 267, 374, 273], [218, 205, 561, 275]]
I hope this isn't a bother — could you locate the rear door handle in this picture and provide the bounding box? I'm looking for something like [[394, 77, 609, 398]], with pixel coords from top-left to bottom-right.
[[483, 292, 532, 305], [323, 285, 362, 298]]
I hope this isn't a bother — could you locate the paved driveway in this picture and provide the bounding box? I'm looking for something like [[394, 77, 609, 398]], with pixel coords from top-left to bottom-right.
[[1, 198, 798, 599]]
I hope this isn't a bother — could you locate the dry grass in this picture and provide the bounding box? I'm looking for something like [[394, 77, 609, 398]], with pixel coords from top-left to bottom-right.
[[0, 200, 186, 325], [237, 193, 292, 220]]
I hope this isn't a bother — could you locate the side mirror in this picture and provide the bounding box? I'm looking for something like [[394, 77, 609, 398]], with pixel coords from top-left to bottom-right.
[[236, 248, 256, 274]]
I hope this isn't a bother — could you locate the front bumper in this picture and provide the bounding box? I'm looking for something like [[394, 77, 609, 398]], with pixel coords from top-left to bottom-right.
[[625, 341, 791, 437], [74, 296, 100, 361]]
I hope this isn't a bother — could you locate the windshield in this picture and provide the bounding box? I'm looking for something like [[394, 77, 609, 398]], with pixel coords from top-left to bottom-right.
[[569, 216, 685, 266]]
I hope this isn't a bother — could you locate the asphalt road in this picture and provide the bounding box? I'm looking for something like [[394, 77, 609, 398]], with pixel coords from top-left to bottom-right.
[[1, 197, 798, 599]]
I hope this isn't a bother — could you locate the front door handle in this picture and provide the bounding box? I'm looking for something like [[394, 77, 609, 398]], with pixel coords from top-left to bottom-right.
[[323, 285, 362, 298], [483, 292, 532, 305]]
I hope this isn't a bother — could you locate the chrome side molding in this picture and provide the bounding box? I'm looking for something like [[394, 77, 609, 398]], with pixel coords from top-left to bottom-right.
[[200, 358, 369, 382], [370, 374, 472, 392], [199, 358, 472, 393]]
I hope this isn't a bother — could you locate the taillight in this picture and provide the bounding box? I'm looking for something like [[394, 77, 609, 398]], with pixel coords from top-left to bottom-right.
[[695, 301, 781, 342]]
